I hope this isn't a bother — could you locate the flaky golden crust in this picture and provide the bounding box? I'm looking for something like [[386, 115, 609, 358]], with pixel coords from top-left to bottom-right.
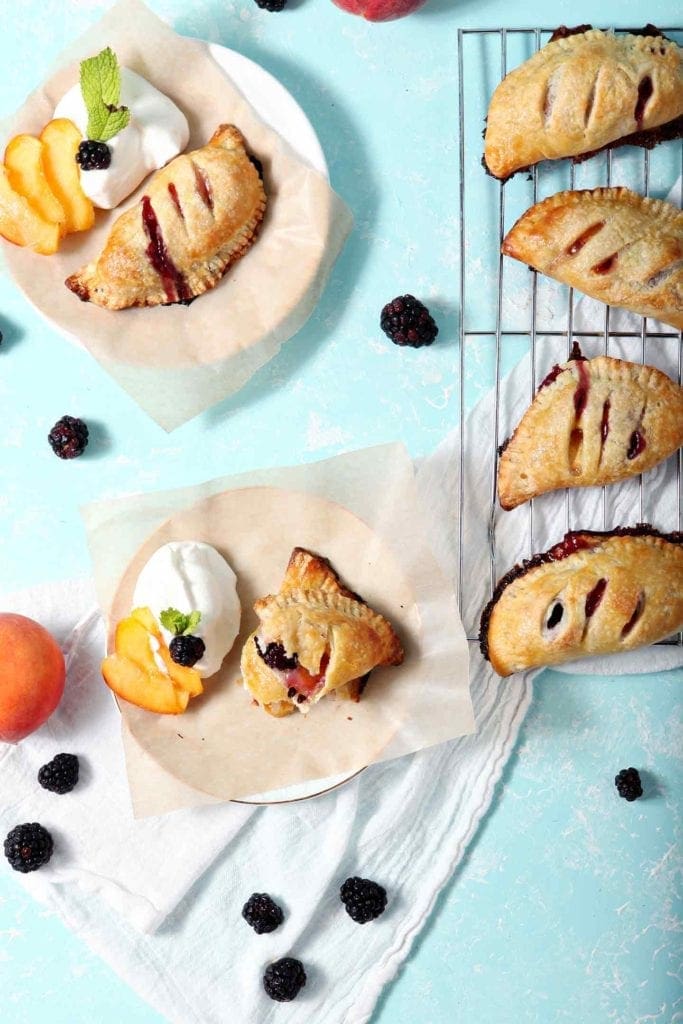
[[481, 530, 683, 676], [484, 29, 683, 179], [65, 125, 266, 310], [241, 548, 404, 717], [502, 187, 683, 330], [498, 354, 683, 509]]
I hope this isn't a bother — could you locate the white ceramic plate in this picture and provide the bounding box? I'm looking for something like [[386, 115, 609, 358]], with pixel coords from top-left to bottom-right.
[[209, 43, 328, 178]]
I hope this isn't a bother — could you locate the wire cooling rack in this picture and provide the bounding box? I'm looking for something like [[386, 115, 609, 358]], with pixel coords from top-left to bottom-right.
[[456, 27, 683, 644]]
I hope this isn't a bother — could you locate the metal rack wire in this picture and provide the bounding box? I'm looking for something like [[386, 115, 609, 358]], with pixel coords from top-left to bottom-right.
[[457, 27, 683, 644]]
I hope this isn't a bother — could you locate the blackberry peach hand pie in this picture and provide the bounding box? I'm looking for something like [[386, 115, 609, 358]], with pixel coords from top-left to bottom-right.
[[502, 188, 683, 330], [498, 345, 683, 510], [66, 125, 266, 309], [480, 526, 683, 676], [484, 26, 683, 180], [241, 548, 404, 717]]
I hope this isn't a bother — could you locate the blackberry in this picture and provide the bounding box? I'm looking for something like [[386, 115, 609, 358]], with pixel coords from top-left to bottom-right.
[[262, 958, 306, 1002], [340, 876, 387, 923], [76, 140, 112, 171], [254, 0, 287, 10], [47, 415, 89, 459], [169, 634, 205, 668], [38, 753, 79, 795], [242, 892, 284, 934], [380, 294, 438, 348], [4, 823, 53, 873], [615, 767, 643, 802], [254, 637, 298, 672]]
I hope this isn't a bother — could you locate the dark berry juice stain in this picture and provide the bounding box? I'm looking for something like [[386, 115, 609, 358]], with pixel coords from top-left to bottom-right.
[[141, 196, 191, 303], [539, 364, 564, 389], [566, 221, 605, 256], [621, 594, 644, 637], [627, 430, 646, 460], [546, 602, 564, 629], [573, 360, 590, 417], [592, 253, 618, 275], [634, 76, 653, 129], [549, 533, 594, 560], [600, 399, 611, 444], [585, 578, 607, 618], [167, 183, 184, 219]]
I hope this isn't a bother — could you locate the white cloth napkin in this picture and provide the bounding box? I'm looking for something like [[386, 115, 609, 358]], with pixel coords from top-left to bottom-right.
[[1, 342, 680, 1022]]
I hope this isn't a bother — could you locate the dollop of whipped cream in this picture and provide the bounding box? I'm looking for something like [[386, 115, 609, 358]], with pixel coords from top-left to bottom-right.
[[54, 68, 189, 209], [133, 541, 241, 679]]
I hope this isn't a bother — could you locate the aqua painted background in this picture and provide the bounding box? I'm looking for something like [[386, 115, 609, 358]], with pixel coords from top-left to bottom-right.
[[1, 0, 682, 1021]]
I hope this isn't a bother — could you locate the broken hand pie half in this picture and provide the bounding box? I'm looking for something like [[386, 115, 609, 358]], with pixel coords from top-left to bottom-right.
[[241, 547, 404, 717], [502, 187, 683, 330], [480, 526, 683, 676], [484, 26, 683, 180], [66, 125, 266, 309], [498, 346, 683, 510]]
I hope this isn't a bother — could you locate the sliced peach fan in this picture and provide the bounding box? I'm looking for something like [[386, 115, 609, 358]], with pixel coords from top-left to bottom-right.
[[101, 606, 202, 715]]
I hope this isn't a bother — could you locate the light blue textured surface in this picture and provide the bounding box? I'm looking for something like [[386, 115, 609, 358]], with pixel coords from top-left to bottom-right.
[[0, 1, 681, 1022]]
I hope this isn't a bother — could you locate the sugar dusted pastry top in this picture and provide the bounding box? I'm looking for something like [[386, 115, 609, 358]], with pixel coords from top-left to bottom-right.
[[502, 187, 683, 330], [241, 547, 404, 717], [65, 124, 266, 309], [484, 27, 683, 180], [480, 526, 683, 676], [498, 348, 683, 510]]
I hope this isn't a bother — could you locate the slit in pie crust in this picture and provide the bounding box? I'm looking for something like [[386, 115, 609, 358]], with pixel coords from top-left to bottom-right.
[[483, 26, 683, 180], [502, 187, 683, 331], [479, 525, 683, 676], [65, 124, 266, 309], [240, 547, 404, 717], [498, 345, 683, 510]]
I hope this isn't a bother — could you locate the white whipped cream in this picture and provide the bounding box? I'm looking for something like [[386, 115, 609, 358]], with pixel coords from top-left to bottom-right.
[[54, 67, 189, 209], [133, 541, 241, 679]]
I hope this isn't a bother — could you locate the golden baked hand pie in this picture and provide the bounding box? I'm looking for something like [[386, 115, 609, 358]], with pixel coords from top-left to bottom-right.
[[241, 547, 404, 717], [502, 187, 683, 330], [66, 125, 266, 309], [484, 26, 683, 180], [480, 526, 683, 676], [498, 346, 683, 510]]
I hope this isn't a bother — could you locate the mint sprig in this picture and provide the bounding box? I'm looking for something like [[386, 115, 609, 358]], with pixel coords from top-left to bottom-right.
[[159, 608, 202, 636], [80, 47, 131, 144]]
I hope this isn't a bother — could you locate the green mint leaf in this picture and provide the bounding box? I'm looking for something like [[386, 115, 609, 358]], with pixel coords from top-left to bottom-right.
[[159, 608, 188, 636], [79, 47, 131, 143], [184, 611, 202, 635]]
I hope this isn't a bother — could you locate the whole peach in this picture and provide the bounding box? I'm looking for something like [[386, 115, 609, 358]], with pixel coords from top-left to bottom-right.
[[331, 0, 429, 21], [0, 613, 65, 743]]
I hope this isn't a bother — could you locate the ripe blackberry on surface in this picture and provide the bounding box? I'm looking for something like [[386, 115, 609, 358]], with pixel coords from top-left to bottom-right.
[[242, 892, 284, 934], [262, 958, 306, 1002], [340, 876, 387, 923], [47, 415, 89, 459], [76, 140, 111, 171], [615, 767, 643, 802], [38, 753, 79, 794], [254, 0, 287, 11], [255, 638, 298, 671], [169, 634, 205, 668], [4, 823, 54, 873], [380, 294, 438, 348]]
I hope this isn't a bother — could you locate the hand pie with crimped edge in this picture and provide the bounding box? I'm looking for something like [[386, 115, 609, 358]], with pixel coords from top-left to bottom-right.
[[241, 547, 404, 717], [480, 526, 683, 677], [498, 345, 683, 510], [502, 188, 683, 330], [65, 125, 266, 309], [483, 26, 683, 180]]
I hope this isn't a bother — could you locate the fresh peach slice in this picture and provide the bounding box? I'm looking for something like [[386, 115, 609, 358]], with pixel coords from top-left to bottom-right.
[[0, 165, 60, 254], [4, 134, 66, 232], [40, 119, 94, 233], [102, 653, 189, 715], [129, 607, 203, 696]]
